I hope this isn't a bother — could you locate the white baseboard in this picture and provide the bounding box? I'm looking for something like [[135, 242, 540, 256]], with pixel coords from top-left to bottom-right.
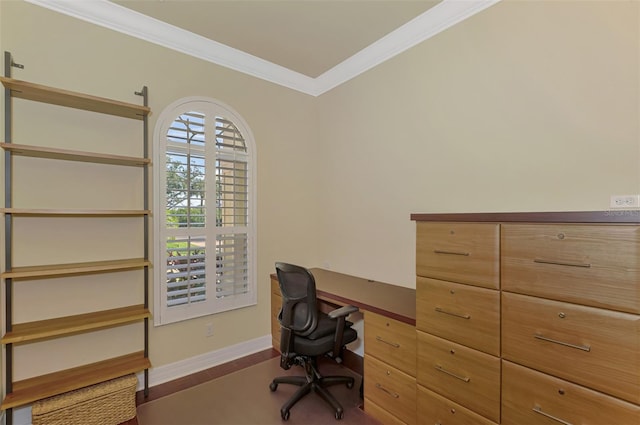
[[8, 335, 273, 425], [9, 406, 30, 425], [136, 334, 272, 390]]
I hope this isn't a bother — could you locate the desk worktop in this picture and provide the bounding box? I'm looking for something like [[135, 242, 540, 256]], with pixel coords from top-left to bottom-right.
[[312, 269, 416, 325], [273, 268, 416, 325]]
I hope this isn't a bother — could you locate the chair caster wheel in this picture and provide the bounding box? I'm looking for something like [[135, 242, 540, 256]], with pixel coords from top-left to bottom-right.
[[281, 409, 290, 421], [335, 410, 344, 420], [269, 382, 278, 392]]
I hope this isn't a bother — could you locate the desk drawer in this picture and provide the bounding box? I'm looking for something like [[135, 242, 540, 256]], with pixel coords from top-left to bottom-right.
[[270, 278, 282, 351], [270, 294, 281, 349], [365, 355, 416, 425], [270, 277, 281, 296], [417, 277, 500, 356], [365, 311, 416, 376], [416, 222, 499, 289], [364, 398, 407, 425], [502, 360, 640, 425], [418, 384, 497, 425], [502, 224, 640, 313], [417, 331, 500, 423], [502, 291, 640, 404]]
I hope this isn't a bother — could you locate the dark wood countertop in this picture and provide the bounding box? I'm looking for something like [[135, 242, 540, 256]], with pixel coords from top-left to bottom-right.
[[311, 269, 416, 325], [410, 210, 640, 223], [271, 268, 416, 326]]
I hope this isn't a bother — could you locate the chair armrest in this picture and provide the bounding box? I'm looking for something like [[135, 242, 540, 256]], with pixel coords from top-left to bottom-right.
[[328, 305, 359, 319], [328, 305, 359, 363]]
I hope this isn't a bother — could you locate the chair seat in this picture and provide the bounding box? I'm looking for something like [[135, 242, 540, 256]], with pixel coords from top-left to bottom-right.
[[294, 323, 357, 356]]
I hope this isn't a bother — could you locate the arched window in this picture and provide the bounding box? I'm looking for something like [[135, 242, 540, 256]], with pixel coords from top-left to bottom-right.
[[153, 97, 256, 325]]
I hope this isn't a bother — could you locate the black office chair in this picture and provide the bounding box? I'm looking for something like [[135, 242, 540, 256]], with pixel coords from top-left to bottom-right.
[[269, 262, 359, 421]]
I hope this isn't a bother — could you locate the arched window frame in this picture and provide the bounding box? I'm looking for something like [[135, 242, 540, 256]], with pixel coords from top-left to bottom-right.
[[153, 96, 257, 325]]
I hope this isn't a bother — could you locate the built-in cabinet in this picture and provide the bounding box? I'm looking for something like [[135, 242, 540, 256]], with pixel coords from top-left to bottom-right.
[[270, 212, 639, 424], [1, 52, 151, 424], [500, 222, 640, 424], [415, 222, 501, 424], [412, 212, 640, 425], [363, 311, 416, 425]]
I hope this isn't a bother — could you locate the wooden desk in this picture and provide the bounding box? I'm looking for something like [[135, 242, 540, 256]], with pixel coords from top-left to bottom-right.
[[269, 269, 415, 349], [310, 268, 415, 324], [270, 268, 417, 424]]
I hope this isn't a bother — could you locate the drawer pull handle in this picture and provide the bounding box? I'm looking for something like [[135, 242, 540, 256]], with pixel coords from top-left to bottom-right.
[[435, 365, 470, 382], [375, 336, 400, 348], [435, 307, 471, 320], [534, 258, 591, 268], [534, 334, 591, 352], [532, 405, 573, 425], [375, 383, 400, 398], [434, 250, 470, 256]]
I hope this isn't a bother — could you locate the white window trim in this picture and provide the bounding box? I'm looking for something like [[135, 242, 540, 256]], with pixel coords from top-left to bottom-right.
[[153, 96, 257, 326]]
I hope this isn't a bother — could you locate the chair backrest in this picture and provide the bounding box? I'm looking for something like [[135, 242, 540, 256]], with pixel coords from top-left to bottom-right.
[[275, 262, 319, 338]]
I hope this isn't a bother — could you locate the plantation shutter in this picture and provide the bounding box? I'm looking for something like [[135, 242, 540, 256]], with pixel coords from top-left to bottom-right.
[[157, 99, 255, 325], [214, 116, 249, 299]]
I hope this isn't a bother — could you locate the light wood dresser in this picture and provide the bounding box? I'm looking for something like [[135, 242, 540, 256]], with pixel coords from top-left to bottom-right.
[[415, 221, 501, 424], [412, 211, 640, 425]]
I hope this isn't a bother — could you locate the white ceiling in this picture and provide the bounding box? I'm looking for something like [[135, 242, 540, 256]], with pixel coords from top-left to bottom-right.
[[25, 0, 500, 95]]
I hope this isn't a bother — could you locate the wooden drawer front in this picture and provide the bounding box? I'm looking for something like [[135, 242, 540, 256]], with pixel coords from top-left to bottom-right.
[[365, 311, 416, 376], [365, 355, 416, 425], [270, 277, 280, 296], [271, 279, 282, 351], [364, 398, 408, 425], [502, 292, 640, 404], [416, 331, 500, 422], [416, 277, 500, 356], [502, 224, 640, 313], [416, 222, 500, 289], [417, 385, 498, 425], [270, 295, 281, 347], [502, 360, 640, 425]]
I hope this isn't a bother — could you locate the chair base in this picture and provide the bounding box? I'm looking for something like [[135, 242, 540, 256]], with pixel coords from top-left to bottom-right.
[[269, 357, 355, 421]]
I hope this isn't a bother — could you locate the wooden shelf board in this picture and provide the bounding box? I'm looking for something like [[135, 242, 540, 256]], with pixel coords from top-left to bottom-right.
[[0, 77, 149, 120], [0, 351, 150, 410], [2, 258, 150, 279], [2, 208, 151, 216], [1, 305, 150, 344], [0, 73, 152, 412], [1, 143, 149, 166]]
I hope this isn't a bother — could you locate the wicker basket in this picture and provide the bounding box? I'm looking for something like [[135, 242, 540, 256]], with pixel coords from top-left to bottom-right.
[[31, 374, 137, 425]]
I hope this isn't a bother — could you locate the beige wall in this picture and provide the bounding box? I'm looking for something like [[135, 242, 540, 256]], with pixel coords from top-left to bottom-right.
[[0, 0, 321, 379], [0, 0, 638, 402], [316, 0, 640, 287]]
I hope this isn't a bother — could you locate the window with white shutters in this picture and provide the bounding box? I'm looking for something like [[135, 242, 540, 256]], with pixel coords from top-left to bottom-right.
[[154, 98, 256, 325]]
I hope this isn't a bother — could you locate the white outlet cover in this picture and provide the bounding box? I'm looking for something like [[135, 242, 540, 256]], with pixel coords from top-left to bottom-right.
[[610, 195, 640, 208]]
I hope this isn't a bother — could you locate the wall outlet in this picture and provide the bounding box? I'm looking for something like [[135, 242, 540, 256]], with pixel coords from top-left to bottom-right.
[[610, 195, 640, 208], [205, 323, 214, 337]]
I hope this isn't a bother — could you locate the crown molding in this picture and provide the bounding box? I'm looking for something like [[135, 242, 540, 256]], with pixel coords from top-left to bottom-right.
[[312, 0, 501, 96], [25, 0, 316, 93], [25, 0, 500, 97]]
